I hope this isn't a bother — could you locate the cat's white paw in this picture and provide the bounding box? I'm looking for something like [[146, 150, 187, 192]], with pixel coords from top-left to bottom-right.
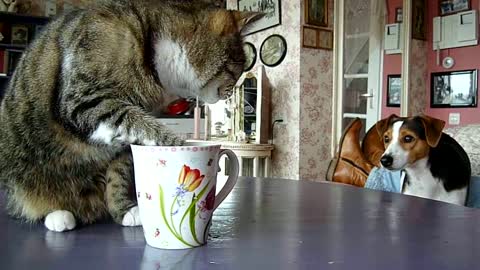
[[44, 210, 76, 232], [122, 206, 142, 226]]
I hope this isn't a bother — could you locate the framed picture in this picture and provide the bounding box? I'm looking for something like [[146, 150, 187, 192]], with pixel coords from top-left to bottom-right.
[[237, 0, 281, 35], [395, 8, 403, 23], [440, 0, 470, 16], [243, 42, 256, 71], [318, 28, 333, 50], [412, 0, 426, 40], [302, 26, 318, 49], [387, 75, 402, 107], [431, 70, 477, 108], [260, 34, 287, 67], [11, 25, 29, 46], [305, 0, 328, 27]]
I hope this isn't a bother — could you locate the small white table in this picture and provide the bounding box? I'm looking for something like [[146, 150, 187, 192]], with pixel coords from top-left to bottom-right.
[[186, 140, 274, 177]]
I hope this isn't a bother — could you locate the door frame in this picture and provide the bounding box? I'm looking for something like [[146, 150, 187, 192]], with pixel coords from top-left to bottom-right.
[[331, 0, 385, 156]]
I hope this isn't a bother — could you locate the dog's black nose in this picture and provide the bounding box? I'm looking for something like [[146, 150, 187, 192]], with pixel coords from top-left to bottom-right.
[[380, 155, 393, 168]]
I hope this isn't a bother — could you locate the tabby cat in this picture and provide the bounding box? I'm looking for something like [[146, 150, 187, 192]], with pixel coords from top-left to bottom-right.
[[0, 0, 258, 232]]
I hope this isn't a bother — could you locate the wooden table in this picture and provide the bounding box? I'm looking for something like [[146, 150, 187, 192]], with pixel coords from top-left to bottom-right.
[[1, 177, 480, 270]]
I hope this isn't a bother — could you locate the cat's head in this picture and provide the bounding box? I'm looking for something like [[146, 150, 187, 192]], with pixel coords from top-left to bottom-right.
[[153, 5, 262, 104]]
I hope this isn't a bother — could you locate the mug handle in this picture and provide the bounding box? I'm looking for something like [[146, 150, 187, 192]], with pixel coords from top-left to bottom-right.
[[213, 149, 239, 210]]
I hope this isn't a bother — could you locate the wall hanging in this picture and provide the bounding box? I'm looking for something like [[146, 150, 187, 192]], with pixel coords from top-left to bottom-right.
[[387, 74, 401, 107], [431, 69, 477, 108], [440, 0, 470, 16], [237, 0, 281, 35], [243, 42, 256, 71], [305, 0, 328, 27], [260, 34, 287, 67]]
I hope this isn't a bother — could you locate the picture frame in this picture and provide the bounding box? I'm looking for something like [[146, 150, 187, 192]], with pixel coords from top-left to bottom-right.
[[439, 0, 470, 16], [237, 0, 281, 36], [318, 28, 333, 50], [260, 34, 287, 67], [412, 0, 426, 40], [305, 0, 328, 27], [387, 75, 402, 107], [302, 26, 333, 50], [431, 70, 477, 108], [395, 7, 403, 23], [243, 42, 256, 71], [302, 26, 318, 49], [11, 25, 28, 46]]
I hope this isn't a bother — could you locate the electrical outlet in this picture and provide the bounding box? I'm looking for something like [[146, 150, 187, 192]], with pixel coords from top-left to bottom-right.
[[449, 113, 460, 125], [276, 114, 287, 125]]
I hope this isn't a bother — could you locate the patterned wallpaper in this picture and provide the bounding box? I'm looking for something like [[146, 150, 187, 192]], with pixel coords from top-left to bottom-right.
[[227, 0, 303, 179], [299, 0, 334, 181], [227, 0, 336, 181]]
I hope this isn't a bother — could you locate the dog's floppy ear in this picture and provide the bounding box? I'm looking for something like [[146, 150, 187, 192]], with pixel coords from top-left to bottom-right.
[[375, 114, 398, 138], [418, 114, 445, 147]]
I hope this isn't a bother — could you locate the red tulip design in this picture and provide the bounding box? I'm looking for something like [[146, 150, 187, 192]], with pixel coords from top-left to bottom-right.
[[177, 165, 205, 192]]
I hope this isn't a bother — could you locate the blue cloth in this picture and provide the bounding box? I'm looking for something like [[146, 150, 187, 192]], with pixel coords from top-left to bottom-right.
[[364, 167, 402, 193], [364, 168, 480, 208]]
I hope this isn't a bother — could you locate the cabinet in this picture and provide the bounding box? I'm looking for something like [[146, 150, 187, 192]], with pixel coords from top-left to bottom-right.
[[0, 11, 49, 98], [207, 65, 271, 143]]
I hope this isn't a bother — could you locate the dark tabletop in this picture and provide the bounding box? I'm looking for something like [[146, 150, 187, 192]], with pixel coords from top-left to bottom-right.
[[1, 177, 480, 270]]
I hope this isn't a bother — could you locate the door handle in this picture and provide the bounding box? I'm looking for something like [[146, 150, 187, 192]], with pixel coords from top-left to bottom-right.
[[360, 93, 374, 98], [360, 89, 374, 109]]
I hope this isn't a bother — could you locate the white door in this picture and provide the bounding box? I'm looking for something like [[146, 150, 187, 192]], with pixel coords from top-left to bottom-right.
[[335, 0, 384, 140]]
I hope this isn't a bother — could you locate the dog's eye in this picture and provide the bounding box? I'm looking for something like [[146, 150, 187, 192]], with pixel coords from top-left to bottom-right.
[[404, 135, 414, 143], [384, 136, 390, 143]]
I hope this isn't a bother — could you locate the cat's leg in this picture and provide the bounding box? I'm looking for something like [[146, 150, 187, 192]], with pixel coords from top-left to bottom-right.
[[105, 153, 140, 226]]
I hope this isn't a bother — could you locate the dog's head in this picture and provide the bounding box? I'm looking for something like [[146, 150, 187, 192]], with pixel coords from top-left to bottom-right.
[[375, 114, 445, 170]]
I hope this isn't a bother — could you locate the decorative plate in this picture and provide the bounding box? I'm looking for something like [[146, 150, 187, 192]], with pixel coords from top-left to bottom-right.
[[260, 34, 287, 67], [243, 42, 256, 71]]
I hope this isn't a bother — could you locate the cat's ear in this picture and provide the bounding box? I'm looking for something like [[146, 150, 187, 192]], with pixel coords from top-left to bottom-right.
[[208, 10, 264, 35], [232, 11, 264, 34]]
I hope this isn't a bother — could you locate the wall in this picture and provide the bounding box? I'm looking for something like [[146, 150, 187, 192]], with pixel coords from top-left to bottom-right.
[[425, 0, 480, 127], [227, 0, 303, 179], [382, 0, 402, 118], [226, 0, 335, 181], [299, 0, 334, 180]]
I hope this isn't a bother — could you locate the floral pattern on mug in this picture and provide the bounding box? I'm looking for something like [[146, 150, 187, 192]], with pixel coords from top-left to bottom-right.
[[158, 164, 213, 247], [198, 186, 216, 220]]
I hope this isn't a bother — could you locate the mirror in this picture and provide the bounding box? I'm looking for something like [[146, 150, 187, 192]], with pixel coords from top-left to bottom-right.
[[205, 66, 271, 144]]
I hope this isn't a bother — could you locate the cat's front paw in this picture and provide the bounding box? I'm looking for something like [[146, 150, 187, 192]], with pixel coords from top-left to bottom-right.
[[122, 206, 142, 226], [157, 135, 185, 146], [44, 210, 76, 232]]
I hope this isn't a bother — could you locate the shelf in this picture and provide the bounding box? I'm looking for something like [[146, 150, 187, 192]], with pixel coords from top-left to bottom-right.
[[0, 74, 10, 79], [0, 43, 26, 50], [0, 11, 49, 24]]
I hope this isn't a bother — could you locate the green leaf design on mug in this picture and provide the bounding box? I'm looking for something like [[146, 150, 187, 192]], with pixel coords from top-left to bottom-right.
[[189, 202, 201, 245], [159, 185, 194, 248], [179, 183, 210, 236]]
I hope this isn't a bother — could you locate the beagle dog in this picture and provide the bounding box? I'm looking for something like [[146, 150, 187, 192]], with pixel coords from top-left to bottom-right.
[[376, 114, 471, 206]]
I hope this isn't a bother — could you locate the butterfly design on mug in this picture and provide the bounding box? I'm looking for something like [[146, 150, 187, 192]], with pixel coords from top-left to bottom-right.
[[154, 228, 160, 238], [157, 159, 167, 167], [207, 159, 214, 166], [146, 193, 152, 200], [137, 192, 141, 198]]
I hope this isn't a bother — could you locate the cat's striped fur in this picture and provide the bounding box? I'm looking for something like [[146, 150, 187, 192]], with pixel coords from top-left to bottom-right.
[[0, 0, 257, 231]]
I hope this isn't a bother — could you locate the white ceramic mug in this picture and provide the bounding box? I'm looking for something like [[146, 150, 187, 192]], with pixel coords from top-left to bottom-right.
[[131, 144, 239, 249]]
